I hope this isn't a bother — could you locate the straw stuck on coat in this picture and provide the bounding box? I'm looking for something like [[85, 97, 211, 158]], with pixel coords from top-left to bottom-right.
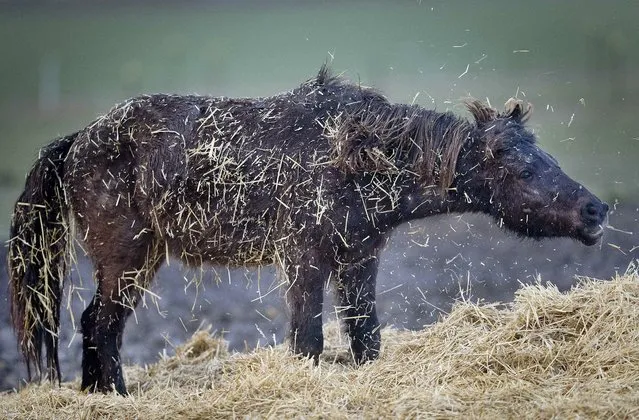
[[8, 66, 608, 394]]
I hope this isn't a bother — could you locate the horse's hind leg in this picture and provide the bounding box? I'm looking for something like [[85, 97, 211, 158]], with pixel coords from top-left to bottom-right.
[[80, 229, 162, 394], [80, 296, 101, 390]]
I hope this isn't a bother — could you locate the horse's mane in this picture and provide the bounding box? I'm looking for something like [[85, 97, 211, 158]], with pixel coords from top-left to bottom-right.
[[326, 92, 473, 192]]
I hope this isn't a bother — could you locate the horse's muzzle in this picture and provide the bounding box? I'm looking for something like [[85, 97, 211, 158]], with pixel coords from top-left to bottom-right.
[[577, 200, 609, 245]]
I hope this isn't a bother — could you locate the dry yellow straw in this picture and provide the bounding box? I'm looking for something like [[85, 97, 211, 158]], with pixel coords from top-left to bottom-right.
[[3, 273, 639, 419]]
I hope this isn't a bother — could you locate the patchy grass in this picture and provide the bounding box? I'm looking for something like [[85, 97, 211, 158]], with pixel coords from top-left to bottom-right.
[[3, 273, 639, 419]]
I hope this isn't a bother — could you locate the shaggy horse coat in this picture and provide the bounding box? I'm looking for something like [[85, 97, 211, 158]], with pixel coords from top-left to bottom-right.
[[8, 66, 608, 394]]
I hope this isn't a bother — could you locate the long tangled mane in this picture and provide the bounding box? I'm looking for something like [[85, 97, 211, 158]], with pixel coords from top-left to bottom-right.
[[325, 78, 473, 192]]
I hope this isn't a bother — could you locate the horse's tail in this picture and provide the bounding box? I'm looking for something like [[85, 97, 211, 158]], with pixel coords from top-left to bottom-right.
[[8, 132, 78, 383]]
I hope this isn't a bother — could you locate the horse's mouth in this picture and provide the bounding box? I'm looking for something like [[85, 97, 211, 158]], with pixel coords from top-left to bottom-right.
[[577, 225, 605, 246]]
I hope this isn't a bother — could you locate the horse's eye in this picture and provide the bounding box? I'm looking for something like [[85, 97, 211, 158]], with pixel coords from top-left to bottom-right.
[[520, 170, 533, 180]]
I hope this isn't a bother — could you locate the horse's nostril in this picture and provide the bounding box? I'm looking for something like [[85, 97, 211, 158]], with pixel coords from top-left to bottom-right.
[[581, 202, 601, 221]]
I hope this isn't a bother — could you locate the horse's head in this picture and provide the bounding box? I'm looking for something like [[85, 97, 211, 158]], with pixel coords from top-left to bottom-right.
[[463, 98, 608, 245]]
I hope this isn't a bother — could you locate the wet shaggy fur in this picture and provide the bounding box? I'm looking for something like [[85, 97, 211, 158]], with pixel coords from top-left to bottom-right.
[[8, 66, 608, 394]]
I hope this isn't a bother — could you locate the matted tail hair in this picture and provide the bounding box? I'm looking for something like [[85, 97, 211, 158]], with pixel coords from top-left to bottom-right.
[[7, 132, 76, 382]]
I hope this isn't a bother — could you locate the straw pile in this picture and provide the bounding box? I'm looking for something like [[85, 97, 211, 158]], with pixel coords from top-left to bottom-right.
[[2, 273, 639, 419]]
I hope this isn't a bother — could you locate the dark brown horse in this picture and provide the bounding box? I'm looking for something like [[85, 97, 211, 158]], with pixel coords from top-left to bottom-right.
[[8, 66, 608, 394]]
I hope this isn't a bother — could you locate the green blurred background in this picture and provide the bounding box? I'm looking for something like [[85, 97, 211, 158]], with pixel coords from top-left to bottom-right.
[[1, 0, 637, 234]]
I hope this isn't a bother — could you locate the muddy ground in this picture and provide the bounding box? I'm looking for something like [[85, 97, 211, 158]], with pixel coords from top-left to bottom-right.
[[1, 202, 637, 391]]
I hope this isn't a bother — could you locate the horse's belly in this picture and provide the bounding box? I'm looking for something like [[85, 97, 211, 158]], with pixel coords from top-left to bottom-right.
[[166, 218, 278, 267]]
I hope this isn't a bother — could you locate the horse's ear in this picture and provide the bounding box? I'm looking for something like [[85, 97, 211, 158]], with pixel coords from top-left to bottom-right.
[[464, 98, 497, 126], [502, 98, 533, 123]]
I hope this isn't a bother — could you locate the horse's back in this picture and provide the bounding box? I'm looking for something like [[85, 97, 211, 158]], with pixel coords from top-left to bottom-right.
[[64, 91, 334, 267]]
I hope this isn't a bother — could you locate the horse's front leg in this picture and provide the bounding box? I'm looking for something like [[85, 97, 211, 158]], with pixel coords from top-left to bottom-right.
[[335, 254, 381, 364], [284, 250, 332, 362]]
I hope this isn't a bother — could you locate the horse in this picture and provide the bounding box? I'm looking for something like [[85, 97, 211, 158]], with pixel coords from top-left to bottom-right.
[[8, 66, 608, 394]]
